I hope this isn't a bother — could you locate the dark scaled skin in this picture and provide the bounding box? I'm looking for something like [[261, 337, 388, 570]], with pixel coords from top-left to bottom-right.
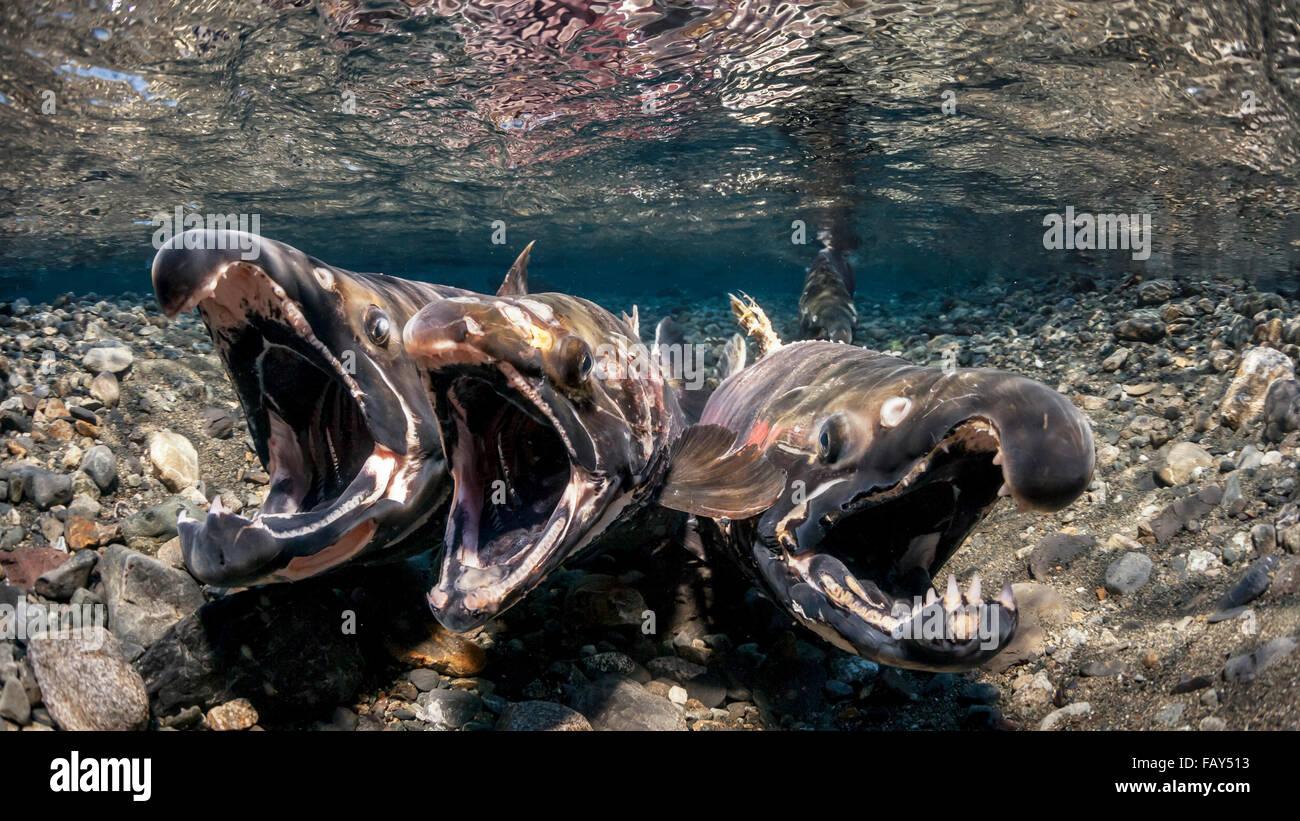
[[798, 248, 857, 344], [695, 340, 1096, 671], [152, 229, 462, 587]]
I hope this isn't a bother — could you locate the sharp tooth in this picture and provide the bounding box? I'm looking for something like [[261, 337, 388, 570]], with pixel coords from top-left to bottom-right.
[[965, 573, 982, 605], [210, 495, 226, 515], [992, 450, 1003, 466], [997, 483, 1012, 497], [998, 582, 1016, 611], [943, 574, 960, 611], [925, 587, 938, 606]]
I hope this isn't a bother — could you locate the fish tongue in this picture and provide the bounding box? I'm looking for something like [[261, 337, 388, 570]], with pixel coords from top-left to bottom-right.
[[263, 409, 308, 515]]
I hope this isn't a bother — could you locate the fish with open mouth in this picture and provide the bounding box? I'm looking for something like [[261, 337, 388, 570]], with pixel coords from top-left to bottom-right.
[[151, 228, 464, 587], [402, 246, 782, 631], [662, 295, 1096, 671]]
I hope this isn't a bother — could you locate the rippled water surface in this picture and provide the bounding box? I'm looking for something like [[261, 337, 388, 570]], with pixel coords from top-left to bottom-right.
[[1, 1, 1298, 301]]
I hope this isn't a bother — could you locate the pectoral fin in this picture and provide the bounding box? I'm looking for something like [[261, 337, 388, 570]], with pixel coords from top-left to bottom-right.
[[658, 424, 785, 519]]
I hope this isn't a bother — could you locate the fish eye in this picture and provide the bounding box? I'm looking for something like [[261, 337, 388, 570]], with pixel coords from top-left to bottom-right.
[[816, 413, 848, 463], [557, 335, 593, 385], [364, 306, 391, 346]]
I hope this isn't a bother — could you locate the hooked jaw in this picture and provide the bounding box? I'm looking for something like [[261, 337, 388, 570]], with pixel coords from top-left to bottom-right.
[[752, 403, 1092, 672], [153, 229, 424, 587]]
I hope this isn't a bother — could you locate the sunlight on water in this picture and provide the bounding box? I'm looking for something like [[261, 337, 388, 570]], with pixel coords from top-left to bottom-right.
[[0, 0, 1297, 300]]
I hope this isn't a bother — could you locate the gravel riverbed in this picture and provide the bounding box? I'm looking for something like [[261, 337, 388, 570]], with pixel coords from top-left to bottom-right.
[[1, 269, 1298, 731]]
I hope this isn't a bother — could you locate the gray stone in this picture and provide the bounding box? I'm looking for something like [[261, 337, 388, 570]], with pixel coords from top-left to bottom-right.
[[415, 688, 481, 730], [406, 668, 441, 692], [569, 675, 687, 731], [496, 701, 592, 731], [14, 468, 73, 510], [82, 345, 134, 374], [0, 677, 29, 724], [119, 496, 202, 543], [1039, 701, 1091, 731], [200, 407, 236, 439], [645, 655, 706, 683], [1104, 552, 1152, 595], [563, 575, 647, 628], [137, 585, 365, 721], [1223, 637, 1297, 684], [1156, 442, 1213, 486], [1137, 279, 1178, 305], [1029, 533, 1095, 579], [1155, 702, 1186, 726], [26, 627, 149, 730], [33, 548, 98, 601], [1217, 555, 1279, 612], [828, 655, 879, 684], [79, 445, 117, 491], [100, 544, 205, 648]]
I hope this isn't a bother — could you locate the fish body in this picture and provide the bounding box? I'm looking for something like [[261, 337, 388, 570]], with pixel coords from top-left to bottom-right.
[[686, 339, 1096, 671], [797, 248, 857, 343], [152, 228, 462, 587]]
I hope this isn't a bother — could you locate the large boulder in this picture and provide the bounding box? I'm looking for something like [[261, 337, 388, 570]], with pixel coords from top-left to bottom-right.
[[99, 545, 205, 649], [1221, 346, 1295, 430], [27, 627, 149, 730]]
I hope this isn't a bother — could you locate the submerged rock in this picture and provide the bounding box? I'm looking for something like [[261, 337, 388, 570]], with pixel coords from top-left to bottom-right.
[[1114, 314, 1165, 342], [100, 544, 205, 649], [147, 430, 200, 492], [119, 496, 202, 544], [1028, 533, 1094, 579], [1223, 637, 1297, 684], [82, 344, 133, 374], [1263, 378, 1300, 442], [1156, 442, 1212, 486], [569, 675, 686, 731], [497, 701, 592, 731], [27, 627, 149, 731], [1105, 552, 1152, 595], [33, 548, 98, 601], [88, 371, 120, 407], [79, 445, 117, 491], [1221, 346, 1295, 430], [136, 583, 366, 720]]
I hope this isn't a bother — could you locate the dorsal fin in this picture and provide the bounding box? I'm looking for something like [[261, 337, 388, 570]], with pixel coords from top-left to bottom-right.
[[621, 304, 640, 339], [497, 240, 535, 296], [729, 292, 783, 358]]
